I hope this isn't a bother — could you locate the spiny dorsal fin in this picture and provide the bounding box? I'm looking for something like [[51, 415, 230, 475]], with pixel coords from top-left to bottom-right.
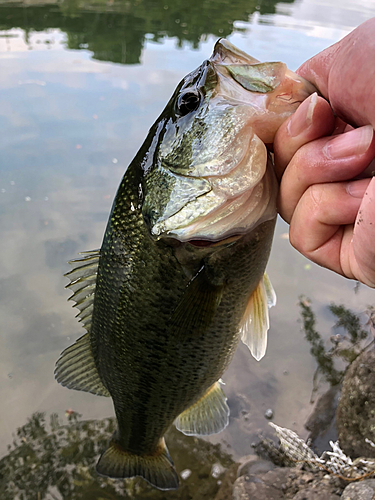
[[55, 332, 110, 397], [239, 272, 276, 361], [96, 437, 179, 491], [174, 381, 229, 436], [65, 250, 100, 332]]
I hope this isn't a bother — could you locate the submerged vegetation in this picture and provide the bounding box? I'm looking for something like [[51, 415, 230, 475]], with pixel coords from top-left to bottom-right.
[[0, 411, 234, 500], [298, 297, 374, 396]]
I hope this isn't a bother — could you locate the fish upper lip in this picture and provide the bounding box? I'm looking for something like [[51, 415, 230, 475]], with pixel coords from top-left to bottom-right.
[[211, 38, 260, 66]]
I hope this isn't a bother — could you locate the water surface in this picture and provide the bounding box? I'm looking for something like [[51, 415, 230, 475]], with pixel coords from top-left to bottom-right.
[[1, 0, 375, 496]]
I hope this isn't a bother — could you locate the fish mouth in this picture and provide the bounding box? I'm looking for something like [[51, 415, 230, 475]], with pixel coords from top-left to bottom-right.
[[153, 153, 277, 246], [151, 129, 276, 244], [176, 170, 275, 243], [211, 38, 260, 66], [150, 120, 272, 242], [187, 234, 242, 248]]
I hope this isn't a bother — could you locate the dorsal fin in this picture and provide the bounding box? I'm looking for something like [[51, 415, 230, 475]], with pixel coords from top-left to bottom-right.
[[64, 250, 100, 332], [55, 249, 109, 397], [239, 272, 276, 361]]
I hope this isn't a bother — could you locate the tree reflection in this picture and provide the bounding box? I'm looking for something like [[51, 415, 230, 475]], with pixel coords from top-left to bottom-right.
[[0, 411, 234, 500], [0, 0, 295, 64]]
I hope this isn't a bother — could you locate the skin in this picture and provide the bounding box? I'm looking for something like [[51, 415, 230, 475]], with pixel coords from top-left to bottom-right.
[[273, 18, 375, 287]]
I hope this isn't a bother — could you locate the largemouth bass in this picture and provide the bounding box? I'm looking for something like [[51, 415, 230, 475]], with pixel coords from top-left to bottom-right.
[[55, 40, 316, 490]]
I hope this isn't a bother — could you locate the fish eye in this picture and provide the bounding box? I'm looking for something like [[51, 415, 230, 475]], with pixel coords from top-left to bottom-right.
[[176, 90, 202, 117]]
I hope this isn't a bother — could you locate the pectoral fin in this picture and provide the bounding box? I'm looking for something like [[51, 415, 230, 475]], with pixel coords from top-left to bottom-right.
[[239, 273, 276, 361], [175, 381, 229, 436], [170, 267, 224, 338]]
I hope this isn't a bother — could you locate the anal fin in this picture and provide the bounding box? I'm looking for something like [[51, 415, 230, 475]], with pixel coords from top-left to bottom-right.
[[239, 272, 276, 361], [96, 437, 179, 491], [175, 381, 229, 436], [54, 333, 110, 397]]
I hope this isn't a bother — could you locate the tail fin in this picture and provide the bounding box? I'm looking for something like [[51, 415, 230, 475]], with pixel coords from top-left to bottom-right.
[[96, 438, 179, 491]]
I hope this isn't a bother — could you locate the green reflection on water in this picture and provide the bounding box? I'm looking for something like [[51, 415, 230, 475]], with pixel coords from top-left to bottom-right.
[[0, 411, 235, 500], [0, 0, 294, 64]]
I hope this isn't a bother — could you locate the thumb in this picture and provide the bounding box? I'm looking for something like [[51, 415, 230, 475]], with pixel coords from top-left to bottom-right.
[[297, 41, 341, 100], [297, 19, 375, 128]]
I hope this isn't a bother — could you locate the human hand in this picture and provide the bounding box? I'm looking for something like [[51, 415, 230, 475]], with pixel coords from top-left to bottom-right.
[[273, 18, 375, 287]]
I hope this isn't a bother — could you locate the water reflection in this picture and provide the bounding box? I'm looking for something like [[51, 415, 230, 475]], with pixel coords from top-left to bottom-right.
[[0, 0, 294, 64], [1, 0, 375, 497], [0, 411, 235, 500]]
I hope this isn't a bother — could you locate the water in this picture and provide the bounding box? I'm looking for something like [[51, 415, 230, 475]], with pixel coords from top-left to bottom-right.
[[1, 0, 375, 497]]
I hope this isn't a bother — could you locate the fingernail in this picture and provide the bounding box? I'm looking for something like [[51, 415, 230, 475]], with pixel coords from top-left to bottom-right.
[[288, 92, 317, 137], [347, 178, 371, 198], [324, 125, 374, 159]]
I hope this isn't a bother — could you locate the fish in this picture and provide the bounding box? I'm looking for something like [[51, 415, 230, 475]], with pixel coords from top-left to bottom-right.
[[55, 39, 316, 491]]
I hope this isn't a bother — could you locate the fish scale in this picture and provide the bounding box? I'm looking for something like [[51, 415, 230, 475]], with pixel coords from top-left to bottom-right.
[[55, 38, 316, 490]]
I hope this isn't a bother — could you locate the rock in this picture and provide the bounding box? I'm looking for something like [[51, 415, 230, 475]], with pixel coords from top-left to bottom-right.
[[213, 463, 239, 500], [259, 467, 292, 491], [299, 472, 315, 483], [236, 454, 260, 476], [231, 467, 343, 500], [342, 479, 375, 500], [305, 385, 340, 447], [284, 470, 341, 499], [336, 350, 375, 457], [232, 475, 284, 500], [292, 485, 341, 499], [237, 458, 275, 477]]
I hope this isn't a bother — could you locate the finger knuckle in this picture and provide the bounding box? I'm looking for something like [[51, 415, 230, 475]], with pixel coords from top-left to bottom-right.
[[308, 184, 324, 214]]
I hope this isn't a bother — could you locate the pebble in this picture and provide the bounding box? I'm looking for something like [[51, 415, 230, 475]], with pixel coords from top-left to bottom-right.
[[212, 463, 226, 478], [264, 409, 274, 419], [180, 468, 191, 480]]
